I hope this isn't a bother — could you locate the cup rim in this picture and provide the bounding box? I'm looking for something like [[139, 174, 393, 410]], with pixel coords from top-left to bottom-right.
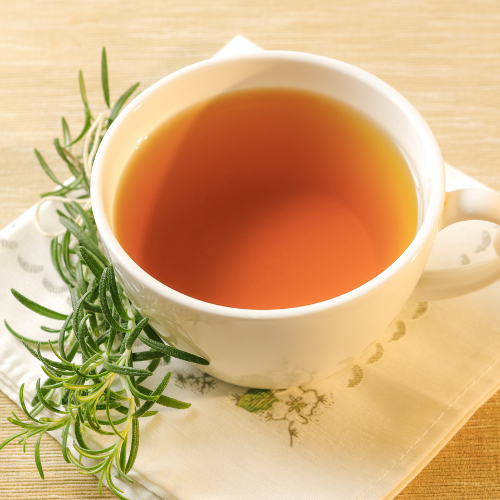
[[91, 50, 444, 320]]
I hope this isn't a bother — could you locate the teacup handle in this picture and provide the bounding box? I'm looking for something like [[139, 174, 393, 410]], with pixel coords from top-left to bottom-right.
[[411, 188, 500, 301]]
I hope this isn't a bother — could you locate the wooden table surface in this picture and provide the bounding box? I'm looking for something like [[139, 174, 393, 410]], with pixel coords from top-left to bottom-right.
[[1, 1, 499, 498]]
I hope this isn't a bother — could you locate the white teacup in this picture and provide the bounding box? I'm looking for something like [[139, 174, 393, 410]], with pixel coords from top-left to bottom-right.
[[92, 51, 500, 389]]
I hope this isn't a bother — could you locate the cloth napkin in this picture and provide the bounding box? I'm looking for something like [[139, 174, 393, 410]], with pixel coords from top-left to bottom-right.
[[1, 36, 500, 500]]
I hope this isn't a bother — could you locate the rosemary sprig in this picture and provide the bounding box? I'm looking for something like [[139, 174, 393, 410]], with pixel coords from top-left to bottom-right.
[[0, 48, 208, 500]]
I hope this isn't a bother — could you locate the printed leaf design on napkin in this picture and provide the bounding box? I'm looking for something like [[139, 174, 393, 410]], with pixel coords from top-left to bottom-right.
[[347, 365, 363, 387], [451, 225, 496, 267], [411, 302, 428, 319], [334, 301, 430, 388], [236, 389, 278, 413], [175, 369, 218, 394], [0, 238, 18, 249], [366, 343, 384, 364], [474, 230, 492, 253], [459, 227, 493, 266], [233, 387, 331, 446], [17, 255, 44, 273], [388, 320, 406, 342], [41, 276, 67, 294]]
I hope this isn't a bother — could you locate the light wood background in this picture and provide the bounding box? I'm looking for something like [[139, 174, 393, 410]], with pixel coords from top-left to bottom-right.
[[1, 0, 500, 498]]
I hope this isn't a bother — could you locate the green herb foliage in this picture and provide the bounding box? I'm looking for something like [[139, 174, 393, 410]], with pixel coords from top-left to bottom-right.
[[0, 48, 208, 499]]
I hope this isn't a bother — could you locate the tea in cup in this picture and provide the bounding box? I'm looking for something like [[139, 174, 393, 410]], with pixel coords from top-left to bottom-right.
[[113, 87, 418, 310]]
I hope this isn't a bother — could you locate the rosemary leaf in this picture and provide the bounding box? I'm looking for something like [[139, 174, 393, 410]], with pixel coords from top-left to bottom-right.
[[156, 395, 191, 409], [35, 379, 68, 415], [138, 334, 209, 365], [132, 372, 171, 418], [131, 350, 165, 362], [125, 418, 139, 474], [109, 82, 140, 122], [61, 419, 71, 463], [79, 246, 105, 280], [101, 48, 111, 108], [71, 202, 97, 240], [108, 265, 133, 322], [124, 317, 148, 350], [135, 357, 162, 385], [79, 70, 92, 116], [19, 384, 41, 423], [53, 138, 83, 182], [4, 320, 54, 346], [62, 117, 71, 148], [10, 289, 67, 320], [67, 110, 91, 147], [59, 216, 103, 260], [34, 149, 62, 186], [102, 361, 152, 378], [126, 379, 158, 402], [58, 314, 72, 361], [40, 326, 61, 333], [99, 268, 129, 333], [74, 418, 89, 450], [34, 433, 45, 479]]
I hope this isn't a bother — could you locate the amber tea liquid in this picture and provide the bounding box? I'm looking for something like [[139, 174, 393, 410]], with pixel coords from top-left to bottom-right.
[[113, 88, 418, 309]]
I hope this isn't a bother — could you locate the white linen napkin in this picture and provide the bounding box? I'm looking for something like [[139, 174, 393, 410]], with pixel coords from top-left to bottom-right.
[[1, 36, 500, 500]]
